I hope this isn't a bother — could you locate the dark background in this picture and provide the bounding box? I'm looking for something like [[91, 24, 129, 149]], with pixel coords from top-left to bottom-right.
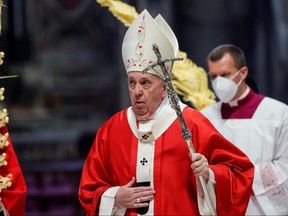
[[0, 0, 287, 215]]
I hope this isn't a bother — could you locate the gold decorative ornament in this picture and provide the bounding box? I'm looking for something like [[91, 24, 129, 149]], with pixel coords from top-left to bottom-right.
[[0, 153, 7, 167], [0, 2, 13, 200], [0, 52, 4, 65], [0, 87, 4, 101], [0, 0, 3, 34], [96, 0, 138, 27], [0, 109, 8, 128], [0, 174, 12, 193], [0, 133, 9, 149]]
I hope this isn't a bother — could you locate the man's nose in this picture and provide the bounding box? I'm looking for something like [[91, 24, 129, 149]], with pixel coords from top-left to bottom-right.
[[135, 84, 143, 95]]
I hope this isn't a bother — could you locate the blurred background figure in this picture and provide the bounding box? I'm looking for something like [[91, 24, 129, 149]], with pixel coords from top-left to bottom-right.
[[201, 44, 288, 215]]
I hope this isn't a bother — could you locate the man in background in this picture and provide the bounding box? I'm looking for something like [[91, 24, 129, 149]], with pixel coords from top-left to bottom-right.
[[201, 44, 288, 215]]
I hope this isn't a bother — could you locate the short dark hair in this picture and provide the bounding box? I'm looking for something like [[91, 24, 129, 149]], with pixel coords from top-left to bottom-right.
[[207, 44, 246, 69]]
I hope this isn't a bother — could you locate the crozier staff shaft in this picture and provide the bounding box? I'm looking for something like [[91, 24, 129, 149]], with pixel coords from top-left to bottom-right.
[[142, 43, 216, 216]]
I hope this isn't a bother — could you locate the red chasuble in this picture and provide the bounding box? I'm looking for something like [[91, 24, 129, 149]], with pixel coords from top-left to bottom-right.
[[79, 107, 254, 215], [0, 126, 27, 216]]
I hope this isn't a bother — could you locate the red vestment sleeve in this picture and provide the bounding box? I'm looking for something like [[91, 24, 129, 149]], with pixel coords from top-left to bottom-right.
[[0, 126, 27, 216], [189, 111, 254, 215], [78, 121, 112, 216], [78, 110, 136, 216]]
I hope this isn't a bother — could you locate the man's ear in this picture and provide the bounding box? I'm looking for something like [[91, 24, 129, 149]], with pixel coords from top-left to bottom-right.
[[162, 84, 167, 98], [241, 66, 249, 80]]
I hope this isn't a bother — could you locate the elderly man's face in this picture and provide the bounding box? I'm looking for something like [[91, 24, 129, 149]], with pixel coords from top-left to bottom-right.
[[128, 71, 167, 121]]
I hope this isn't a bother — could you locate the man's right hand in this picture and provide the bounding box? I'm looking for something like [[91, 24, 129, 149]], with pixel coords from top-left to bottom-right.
[[114, 177, 155, 209]]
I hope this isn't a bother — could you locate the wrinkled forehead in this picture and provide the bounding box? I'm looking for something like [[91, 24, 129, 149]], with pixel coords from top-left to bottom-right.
[[128, 71, 161, 80]]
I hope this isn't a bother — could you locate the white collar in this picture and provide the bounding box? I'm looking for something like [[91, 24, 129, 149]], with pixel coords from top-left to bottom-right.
[[127, 96, 186, 141], [229, 85, 250, 107]]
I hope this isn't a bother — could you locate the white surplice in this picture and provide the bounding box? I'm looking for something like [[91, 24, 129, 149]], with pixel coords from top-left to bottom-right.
[[201, 95, 288, 215]]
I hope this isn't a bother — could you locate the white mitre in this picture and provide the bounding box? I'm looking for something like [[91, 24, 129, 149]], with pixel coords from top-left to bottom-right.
[[121, 9, 179, 76]]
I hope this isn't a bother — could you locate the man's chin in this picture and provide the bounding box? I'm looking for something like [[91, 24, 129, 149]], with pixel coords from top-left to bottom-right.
[[133, 109, 149, 121], [133, 104, 145, 112]]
